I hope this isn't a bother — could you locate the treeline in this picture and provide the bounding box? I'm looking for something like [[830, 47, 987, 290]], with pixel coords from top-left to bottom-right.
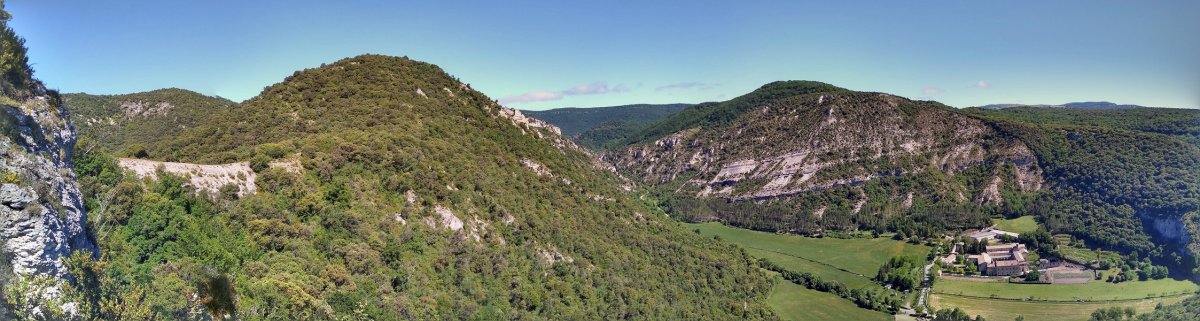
[[758, 258, 901, 314], [664, 188, 994, 240], [1119, 295, 1200, 321], [933, 307, 986, 321], [875, 256, 923, 291]]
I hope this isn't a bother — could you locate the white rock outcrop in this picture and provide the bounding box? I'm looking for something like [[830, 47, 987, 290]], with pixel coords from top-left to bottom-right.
[[118, 158, 257, 196], [1, 87, 95, 280]]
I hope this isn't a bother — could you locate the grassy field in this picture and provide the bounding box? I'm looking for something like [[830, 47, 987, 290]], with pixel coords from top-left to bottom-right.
[[765, 272, 892, 321], [689, 222, 930, 316], [1058, 243, 1124, 266], [993, 216, 1039, 233], [931, 293, 1190, 321], [746, 247, 877, 289], [933, 277, 1199, 301], [688, 222, 930, 277]]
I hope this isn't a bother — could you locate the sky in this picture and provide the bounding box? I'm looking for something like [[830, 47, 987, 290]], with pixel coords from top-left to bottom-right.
[[7, 1, 1200, 110]]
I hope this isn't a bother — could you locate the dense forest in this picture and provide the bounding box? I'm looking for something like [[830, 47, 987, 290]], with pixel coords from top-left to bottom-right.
[[978, 117, 1200, 273], [970, 107, 1200, 147]]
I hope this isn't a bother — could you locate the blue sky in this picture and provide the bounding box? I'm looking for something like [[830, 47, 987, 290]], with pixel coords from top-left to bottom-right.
[[8, 1, 1199, 110]]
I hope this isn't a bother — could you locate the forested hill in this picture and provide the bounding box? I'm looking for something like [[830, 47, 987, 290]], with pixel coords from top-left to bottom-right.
[[971, 108, 1200, 267], [63, 88, 235, 155], [969, 106, 1200, 147], [65, 54, 776, 320], [609, 81, 1042, 237], [523, 103, 690, 137], [523, 103, 690, 149], [621, 80, 848, 145], [608, 81, 1200, 275]]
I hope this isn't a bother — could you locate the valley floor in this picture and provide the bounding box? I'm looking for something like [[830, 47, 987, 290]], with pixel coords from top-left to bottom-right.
[[688, 221, 1200, 321], [765, 271, 892, 321], [930, 293, 1189, 321]]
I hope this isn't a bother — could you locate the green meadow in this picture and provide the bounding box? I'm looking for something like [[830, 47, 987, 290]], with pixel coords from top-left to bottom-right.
[[688, 222, 930, 277], [765, 271, 892, 321], [993, 215, 1040, 233], [933, 277, 1198, 301], [931, 293, 1190, 321]]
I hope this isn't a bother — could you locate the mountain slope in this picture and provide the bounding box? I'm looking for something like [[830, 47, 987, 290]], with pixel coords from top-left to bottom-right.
[[609, 82, 1042, 235], [523, 104, 690, 149], [63, 88, 235, 156], [70, 55, 776, 320], [623, 81, 849, 145]]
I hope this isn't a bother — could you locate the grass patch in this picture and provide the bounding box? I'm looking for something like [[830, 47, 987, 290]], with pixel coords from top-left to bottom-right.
[[747, 247, 876, 289], [689, 222, 930, 277], [931, 293, 1190, 321], [765, 271, 892, 321], [993, 215, 1039, 233], [933, 277, 1198, 301], [1058, 243, 1124, 266]]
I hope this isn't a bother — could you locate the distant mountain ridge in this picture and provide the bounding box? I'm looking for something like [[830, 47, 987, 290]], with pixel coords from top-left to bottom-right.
[[63, 88, 235, 155], [523, 103, 691, 149], [980, 101, 1149, 110]]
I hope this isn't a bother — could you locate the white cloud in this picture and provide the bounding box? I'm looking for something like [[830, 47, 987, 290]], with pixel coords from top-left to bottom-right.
[[656, 82, 718, 92], [562, 82, 612, 95], [498, 91, 563, 105], [498, 81, 634, 105], [922, 87, 944, 95], [975, 80, 991, 89]]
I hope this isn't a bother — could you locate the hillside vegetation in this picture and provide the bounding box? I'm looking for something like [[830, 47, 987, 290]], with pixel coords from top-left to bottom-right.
[[971, 107, 1200, 147], [622, 81, 848, 145], [64, 89, 235, 156], [65, 55, 777, 320], [611, 82, 1042, 240], [981, 118, 1200, 270]]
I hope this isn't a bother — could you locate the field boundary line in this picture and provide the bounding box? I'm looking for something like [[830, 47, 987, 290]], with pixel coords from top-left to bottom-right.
[[930, 291, 1196, 304], [743, 245, 873, 280]]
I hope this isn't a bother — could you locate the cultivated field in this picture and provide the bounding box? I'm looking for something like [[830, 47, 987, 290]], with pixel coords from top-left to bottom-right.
[[689, 222, 930, 318], [933, 277, 1198, 301], [689, 222, 930, 276], [993, 216, 1039, 233], [747, 247, 877, 289], [765, 272, 892, 321], [931, 293, 1190, 321]]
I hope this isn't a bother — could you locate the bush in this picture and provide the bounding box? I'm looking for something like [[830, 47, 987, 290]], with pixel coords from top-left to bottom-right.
[[249, 153, 271, 173]]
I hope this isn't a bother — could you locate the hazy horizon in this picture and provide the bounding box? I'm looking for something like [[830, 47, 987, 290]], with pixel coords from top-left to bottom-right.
[[9, 1, 1199, 110]]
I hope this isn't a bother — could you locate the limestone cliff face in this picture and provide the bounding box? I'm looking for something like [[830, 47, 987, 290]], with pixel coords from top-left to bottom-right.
[[0, 81, 94, 278], [608, 90, 1043, 211]]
